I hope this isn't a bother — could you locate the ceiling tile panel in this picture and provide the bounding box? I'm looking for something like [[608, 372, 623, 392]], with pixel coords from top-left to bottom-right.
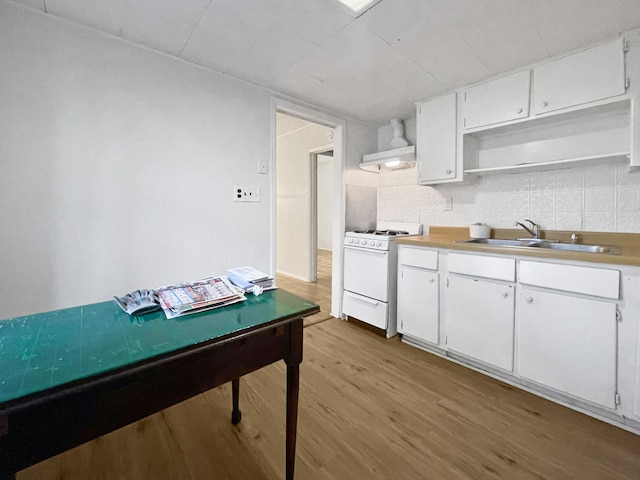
[[394, 24, 491, 89], [617, 1, 640, 32], [45, 0, 126, 36], [291, 21, 402, 86], [225, 25, 317, 84], [13, 0, 640, 124], [15, 0, 45, 11], [268, 63, 327, 99], [455, 0, 549, 74], [526, 0, 623, 55], [122, 0, 210, 54], [275, 0, 354, 46], [180, 0, 295, 72], [356, 0, 461, 46], [46, 0, 210, 55]]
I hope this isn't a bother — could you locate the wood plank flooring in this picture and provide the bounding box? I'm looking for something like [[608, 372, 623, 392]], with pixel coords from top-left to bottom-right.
[[276, 249, 332, 327], [20, 254, 640, 480]]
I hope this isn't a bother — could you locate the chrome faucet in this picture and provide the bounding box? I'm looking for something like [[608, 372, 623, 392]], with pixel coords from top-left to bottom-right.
[[514, 219, 541, 239]]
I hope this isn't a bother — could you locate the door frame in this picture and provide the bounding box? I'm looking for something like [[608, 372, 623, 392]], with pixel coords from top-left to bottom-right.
[[271, 98, 346, 318], [308, 144, 333, 283]]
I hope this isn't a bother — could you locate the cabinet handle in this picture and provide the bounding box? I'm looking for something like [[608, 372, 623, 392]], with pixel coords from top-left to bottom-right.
[[446, 169, 452, 175], [516, 107, 523, 114], [525, 296, 533, 304], [541, 101, 549, 108], [502, 291, 509, 298], [429, 278, 435, 283]]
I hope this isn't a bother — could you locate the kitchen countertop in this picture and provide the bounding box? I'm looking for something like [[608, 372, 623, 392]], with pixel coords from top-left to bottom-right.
[[396, 226, 640, 267]]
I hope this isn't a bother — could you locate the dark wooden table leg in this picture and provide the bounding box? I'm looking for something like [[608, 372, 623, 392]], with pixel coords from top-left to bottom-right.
[[285, 319, 303, 480], [231, 377, 242, 425], [286, 363, 300, 480]]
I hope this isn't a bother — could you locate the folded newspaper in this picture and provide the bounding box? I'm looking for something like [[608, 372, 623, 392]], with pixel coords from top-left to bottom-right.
[[156, 276, 246, 319], [226, 266, 275, 295]]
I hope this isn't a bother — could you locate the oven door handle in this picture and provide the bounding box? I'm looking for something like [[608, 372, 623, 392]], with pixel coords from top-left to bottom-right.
[[344, 246, 387, 254], [353, 295, 379, 306]]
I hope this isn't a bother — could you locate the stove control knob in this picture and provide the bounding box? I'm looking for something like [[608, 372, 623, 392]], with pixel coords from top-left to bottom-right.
[[376, 241, 382, 246], [355, 239, 360, 245], [368, 240, 375, 246]]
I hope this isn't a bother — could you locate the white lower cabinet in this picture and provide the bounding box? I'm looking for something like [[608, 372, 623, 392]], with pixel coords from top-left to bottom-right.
[[397, 246, 439, 344], [397, 246, 638, 432], [446, 275, 514, 371], [518, 287, 618, 409]]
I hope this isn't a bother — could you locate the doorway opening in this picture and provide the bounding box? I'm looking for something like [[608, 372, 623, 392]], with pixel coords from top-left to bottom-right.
[[272, 101, 345, 322]]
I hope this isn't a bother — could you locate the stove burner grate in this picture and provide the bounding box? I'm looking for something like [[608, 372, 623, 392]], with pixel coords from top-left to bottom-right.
[[351, 229, 409, 236]]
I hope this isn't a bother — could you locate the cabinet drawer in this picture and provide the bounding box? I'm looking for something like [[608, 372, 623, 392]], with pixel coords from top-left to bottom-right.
[[519, 261, 619, 299], [398, 246, 438, 270], [448, 252, 515, 281], [342, 291, 388, 330]]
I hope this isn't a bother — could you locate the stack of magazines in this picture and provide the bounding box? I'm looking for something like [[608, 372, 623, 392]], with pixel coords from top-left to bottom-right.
[[156, 276, 246, 319], [227, 266, 275, 294]]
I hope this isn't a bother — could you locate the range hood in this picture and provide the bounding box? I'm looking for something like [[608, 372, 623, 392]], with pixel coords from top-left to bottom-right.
[[359, 118, 416, 172], [359, 146, 416, 172]]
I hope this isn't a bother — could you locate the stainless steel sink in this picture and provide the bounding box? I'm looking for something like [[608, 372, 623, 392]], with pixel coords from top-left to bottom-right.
[[457, 238, 621, 254], [457, 238, 540, 247], [529, 241, 621, 254]]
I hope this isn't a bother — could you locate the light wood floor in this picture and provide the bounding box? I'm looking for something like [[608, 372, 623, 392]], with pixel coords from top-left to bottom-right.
[[21, 253, 640, 480], [276, 249, 333, 327]]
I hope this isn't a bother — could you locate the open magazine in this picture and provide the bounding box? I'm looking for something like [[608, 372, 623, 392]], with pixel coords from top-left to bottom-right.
[[156, 276, 246, 319]]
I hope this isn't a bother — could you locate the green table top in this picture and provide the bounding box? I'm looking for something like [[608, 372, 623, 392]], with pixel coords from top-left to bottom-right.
[[0, 289, 318, 405]]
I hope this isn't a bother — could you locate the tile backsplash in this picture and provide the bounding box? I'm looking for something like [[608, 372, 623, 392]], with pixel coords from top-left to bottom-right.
[[377, 161, 640, 233]]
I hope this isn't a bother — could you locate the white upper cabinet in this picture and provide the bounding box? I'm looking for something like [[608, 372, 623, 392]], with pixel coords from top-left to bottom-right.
[[416, 93, 458, 184], [534, 38, 626, 115], [462, 70, 531, 130]]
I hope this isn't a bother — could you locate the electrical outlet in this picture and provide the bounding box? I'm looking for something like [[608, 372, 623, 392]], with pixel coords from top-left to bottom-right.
[[234, 186, 261, 202], [443, 196, 453, 211]]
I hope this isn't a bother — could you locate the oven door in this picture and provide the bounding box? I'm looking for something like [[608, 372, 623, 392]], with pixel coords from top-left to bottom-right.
[[344, 245, 389, 301]]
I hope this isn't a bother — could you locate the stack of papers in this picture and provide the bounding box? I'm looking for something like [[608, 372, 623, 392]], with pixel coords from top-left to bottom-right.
[[156, 276, 246, 319], [227, 266, 275, 293]]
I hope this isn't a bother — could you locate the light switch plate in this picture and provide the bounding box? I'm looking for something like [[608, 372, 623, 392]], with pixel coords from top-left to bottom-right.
[[234, 186, 261, 202], [258, 158, 268, 174]]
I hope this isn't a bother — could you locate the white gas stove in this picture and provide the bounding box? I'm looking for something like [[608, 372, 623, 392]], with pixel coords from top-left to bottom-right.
[[344, 229, 411, 251], [343, 222, 422, 337]]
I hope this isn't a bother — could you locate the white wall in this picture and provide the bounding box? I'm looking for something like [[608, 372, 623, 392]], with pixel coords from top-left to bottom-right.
[[0, 4, 272, 318], [317, 154, 333, 250], [276, 122, 333, 280]]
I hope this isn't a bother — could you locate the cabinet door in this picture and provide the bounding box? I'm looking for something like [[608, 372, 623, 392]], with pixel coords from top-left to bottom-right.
[[398, 265, 439, 344], [462, 70, 530, 129], [446, 276, 514, 371], [533, 38, 625, 115], [417, 93, 457, 184], [518, 288, 617, 408]]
